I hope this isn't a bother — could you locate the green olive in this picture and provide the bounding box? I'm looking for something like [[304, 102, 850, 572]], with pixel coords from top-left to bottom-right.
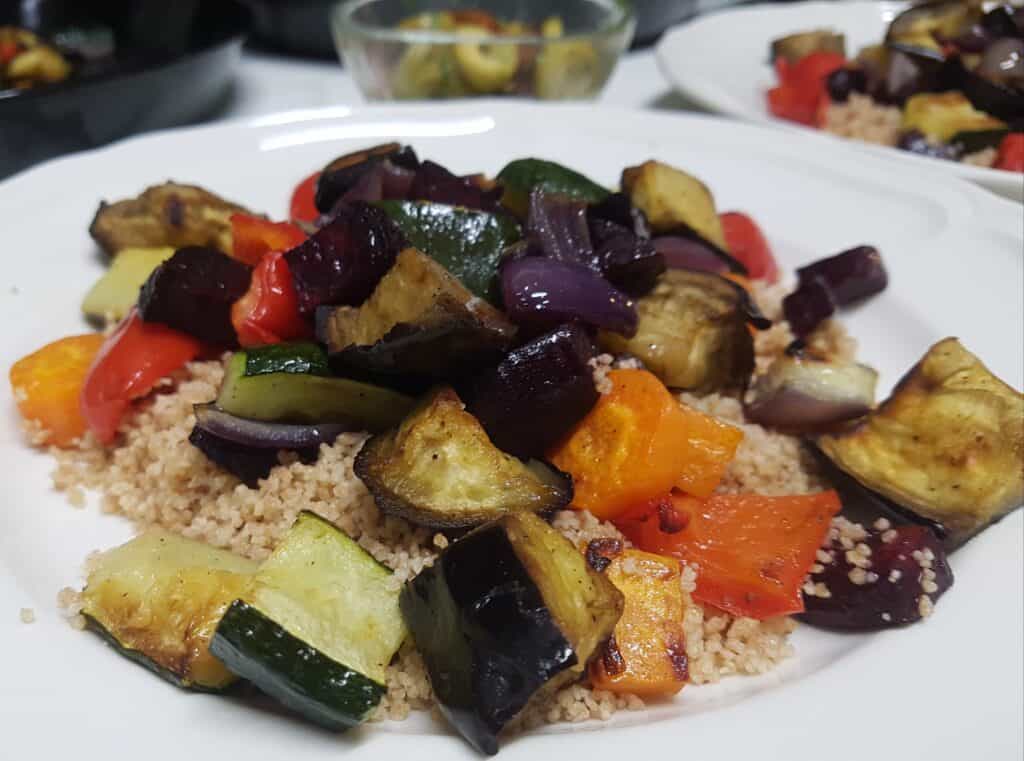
[[453, 25, 518, 93], [534, 40, 601, 99]]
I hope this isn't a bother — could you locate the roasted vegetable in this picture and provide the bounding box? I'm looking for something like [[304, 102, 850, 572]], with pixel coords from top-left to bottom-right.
[[783, 275, 837, 338], [375, 200, 520, 301], [284, 202, 407, 316], [549, 369, 743, 518], [400, 512, 623, 754], [465, 323, 599, 459], [9, 334, 105, 446], [211, 512, 406, 729], [138, 246, 252, 346], [496, 158, 609, 218], [317, 247, 515, 384], [886, 0, 980, 53], [617, 491, 841, 620], [620, 161, 728, 249], [588, 544, 688, 697], [82, 530, 257, 691], [939, 55, 1024, 122], [902, 91, 1006, 142], [244, 341, 330, 376], [231, 250, 312, 348], [315, 142, 414, 213], [599, 270, 760, 393], [770, 29, 846, 63], [354, 387, 572, 528], [408, 160, 502, 211], [89, 182, 254, 257], [719, 211, 778, 282], [229, 214, 306, 266], [81, 247, 175, 322], [216, 351, 413, 429], [817, 338, 1024, 548], [950, 126, 1012, 154], [745, 353, 878, 432]]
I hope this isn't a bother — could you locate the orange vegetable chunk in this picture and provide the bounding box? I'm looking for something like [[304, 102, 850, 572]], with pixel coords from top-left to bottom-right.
[[616, 491, 841, 620], [9, 334, 105, 446], [589, 546, 688, 697], [548, 369, 742, 519]]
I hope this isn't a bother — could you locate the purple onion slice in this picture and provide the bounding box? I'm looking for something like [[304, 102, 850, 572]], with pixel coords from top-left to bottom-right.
[[526, 189, 594, 265], [796, 245, 888, 307], [194, 404, 352, 449], [653, 235, 746, 275]]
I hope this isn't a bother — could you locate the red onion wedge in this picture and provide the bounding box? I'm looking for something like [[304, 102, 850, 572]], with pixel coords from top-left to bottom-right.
[[796, 245, 888, 307], [194, 404, 351, 449]]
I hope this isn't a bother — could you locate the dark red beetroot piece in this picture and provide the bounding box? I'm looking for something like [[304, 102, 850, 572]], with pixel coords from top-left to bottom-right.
[[588, 218, 664, 296], [284, 202, 407, 316], [795, 245, 888, 307], [465, 323, 600, 459], [314, 143, 419, 213], [783, 275, 837, 338], [408, 160, 503, 211], [799, 524, 953, 631], [137, 246, 251, 346]]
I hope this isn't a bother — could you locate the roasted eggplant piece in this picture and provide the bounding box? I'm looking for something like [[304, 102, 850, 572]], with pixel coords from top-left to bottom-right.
[[886, 0, 981, 53], [137, 246, 251, 346], [317, 247, 516, 384], [465, 323, 600, 459], [314, 142, 417, 213], [354, 387, 572, 529], [950, 126, 1012, 154], [400, 512, 623, 754], [746, 353, 877, 432], [620, 161, 728, 251], [599, 270, 762, 393], [770, 29, 846, 63], [285, 202, 407, 316], [902, 91, 1006, 142], [89, 182, 254, 257], [940, 55, 1024, 122], [818, 338, 1024, 549]]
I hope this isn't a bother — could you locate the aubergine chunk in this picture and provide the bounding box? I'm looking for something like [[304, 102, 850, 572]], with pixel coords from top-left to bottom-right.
[[465, 323, 600, 459], [317, 247, 516, 384], [354, 387, 572, 529], [818, 338, 1024, 549], [138, 246, 251, 346], [598, 269, 759, 393], [89, 182, 255, 257], [400, 512, 623, 755], [620, 161, 727, 250]]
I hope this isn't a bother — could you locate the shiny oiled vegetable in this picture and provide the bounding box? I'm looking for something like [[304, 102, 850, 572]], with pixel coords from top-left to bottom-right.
[[81, 247, 175, 322], [620, 160, 728, 249], [549, 369, 743, 519], [817, 338, 1024, 548]]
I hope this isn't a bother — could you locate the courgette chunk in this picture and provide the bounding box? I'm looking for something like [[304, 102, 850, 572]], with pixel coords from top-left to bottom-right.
[[400, 512, 623, 754], [818, 338, 1024, 548], [216, 352, 414, 430], [210, 512, 406, 730], [495, 158, 610, 218], [599, 270, 758, 393], [81, 246, 175, 322], [316, 247, 516, 385], [354, 386, 572, 528], [620, 161, 728, 250], [81, 530, 257, 692]]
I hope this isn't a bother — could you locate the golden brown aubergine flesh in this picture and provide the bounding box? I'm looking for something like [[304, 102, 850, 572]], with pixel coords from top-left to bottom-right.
[[316, 247, 516, 385], [89, 182, 255, 257], [354, 386, 572, 529], [770, 29, 847, 63], [817, 338, 1023, 549], [599, 269, 767, 393]]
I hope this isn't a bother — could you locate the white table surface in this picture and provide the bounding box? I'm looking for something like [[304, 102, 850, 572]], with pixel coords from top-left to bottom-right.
[[219, 47, 696, 122]]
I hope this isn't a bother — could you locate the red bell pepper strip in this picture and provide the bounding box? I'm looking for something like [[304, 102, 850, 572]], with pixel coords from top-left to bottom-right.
[[995, 133, 1024, 173], [720, 212, 779, 283], [81, 308, 202, 444], [230, 213, 306, 266], [767, 52, 846, 127], [289, 171, 321, 225], [230, 251, 311, 348], [616, 490, 841, 620]]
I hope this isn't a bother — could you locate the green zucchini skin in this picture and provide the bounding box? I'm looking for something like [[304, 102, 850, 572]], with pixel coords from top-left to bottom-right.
[[375, 201, 520, 302], [400, 522, 577, 755], [243, 342, 331, 377], [950, 128, 1011, 155], [496, 158, 609, 217], [211, 601, 386, 731]]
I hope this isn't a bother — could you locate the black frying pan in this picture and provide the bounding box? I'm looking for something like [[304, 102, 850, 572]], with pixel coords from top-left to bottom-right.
[[0, 0, 250, 179]]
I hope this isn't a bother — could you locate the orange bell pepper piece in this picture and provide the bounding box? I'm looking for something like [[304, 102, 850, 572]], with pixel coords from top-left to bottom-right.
[[548, 369, 742, 519], [9, 334, 106, 446], [229, 213, 306, 266], [616, 491, 841, 620], [588, 545, 688, 697]]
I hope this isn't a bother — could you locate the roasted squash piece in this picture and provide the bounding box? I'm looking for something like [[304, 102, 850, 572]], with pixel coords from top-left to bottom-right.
[[89, 182, 255, 257], [620, 160, 727, 249], [400, 512, 623, 755], [902, 92, 1006, 143], [317, 247, 516, 384], [818, 338, 1024, 548], [599, 270, 760, 393], [354, 386, 572, 528]]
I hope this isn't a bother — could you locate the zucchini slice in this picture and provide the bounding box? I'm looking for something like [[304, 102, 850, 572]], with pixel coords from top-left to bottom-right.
[[210, 512, 406, 730], [354, 386, 573, 529], [243, 341, 331, 377], [216, 352, 414, 430], [495, 158, 610, 218], [400, 512, 623, 755], [81, 246, 175, 322], [81, 530, 258, 692], [316, 247, 516, 385]]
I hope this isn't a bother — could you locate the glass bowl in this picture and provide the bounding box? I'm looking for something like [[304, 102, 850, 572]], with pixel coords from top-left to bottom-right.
[[331, 0, 635, 101]]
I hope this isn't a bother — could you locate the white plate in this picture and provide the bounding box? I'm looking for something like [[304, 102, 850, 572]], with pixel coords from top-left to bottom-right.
[[656, 1, 1024, 202], [1, 102, 1021, 761]]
